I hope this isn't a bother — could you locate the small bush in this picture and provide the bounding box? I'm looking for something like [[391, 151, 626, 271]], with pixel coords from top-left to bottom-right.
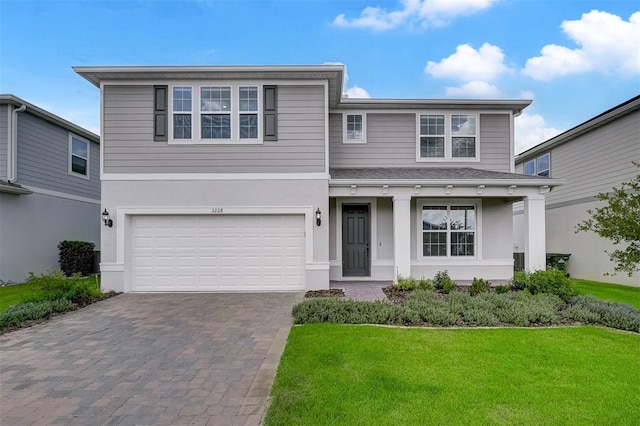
[[405, 290, 461, 326], [565, 295, 640, 332], [396, 275, 433, 291], [495, 285, 511, 294], [469, 278, 491, 296], [418, 277, 434, 291], [0, 299, 75, 332], [292, 298, 419, 325], [23, 271, 101, 306], [58, 240, 95, 276], [511, 269, 574, 301]]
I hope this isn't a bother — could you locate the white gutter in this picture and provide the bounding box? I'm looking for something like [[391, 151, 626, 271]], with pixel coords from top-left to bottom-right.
[[7, 104, 26, 182]]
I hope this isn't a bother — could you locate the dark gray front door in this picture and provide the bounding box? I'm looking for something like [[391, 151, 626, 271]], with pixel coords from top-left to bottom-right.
[[342, 204, 370, 277]]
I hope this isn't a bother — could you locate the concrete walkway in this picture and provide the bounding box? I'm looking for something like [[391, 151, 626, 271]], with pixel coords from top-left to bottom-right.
[[330, 281, 392, 301], [0, 292, 302, 426]]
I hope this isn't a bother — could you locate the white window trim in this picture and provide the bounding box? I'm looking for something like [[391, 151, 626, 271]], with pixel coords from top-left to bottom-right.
[[342, 112, 366, 144], [415, 112, 480, 162], [169, 83, 263, 145], [68, 133, 90, 179], [417, 198, 482, 261]]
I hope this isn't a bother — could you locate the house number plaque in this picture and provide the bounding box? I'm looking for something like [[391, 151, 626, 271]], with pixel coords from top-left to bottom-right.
[[211, 208, 224, 213]]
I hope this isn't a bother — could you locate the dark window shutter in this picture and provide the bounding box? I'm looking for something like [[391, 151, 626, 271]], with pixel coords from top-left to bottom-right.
[[264, 85, 277, 141], [154, 85, 168, 141]]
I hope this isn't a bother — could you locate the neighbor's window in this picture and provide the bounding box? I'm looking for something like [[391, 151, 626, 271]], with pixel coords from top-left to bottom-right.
[[422, 205, 475, 257], [419, 114, 445, 158], [344, 113, 366, 142], [201, 86, 231, 139], [173, 86, 192, 139], [69, 134, 89, 177], [523, 153, 550, 177], [451, 115, 476, 158]]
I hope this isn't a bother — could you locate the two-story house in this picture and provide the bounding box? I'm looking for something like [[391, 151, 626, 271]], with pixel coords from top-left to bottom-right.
[[514, 95, 639, 286], [74, 64, 560, 293], [0, 95, 101, 283]]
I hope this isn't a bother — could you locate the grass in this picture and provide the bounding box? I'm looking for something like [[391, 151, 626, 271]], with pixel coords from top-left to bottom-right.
[[265, 324, 640, 426], [0, 282, 42, 312], [571, 279, 640, 308]]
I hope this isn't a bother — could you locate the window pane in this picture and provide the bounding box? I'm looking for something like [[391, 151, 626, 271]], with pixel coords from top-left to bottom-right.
[[71, 155, 87, 175], [452, 137, 476, 157], [423, 232, 447, 256], [422, 206, 447, 230], [346, 114, 363, 140], [451, 232, 475, 256], [450, 206, 475, 230], [523, 160, 536, 175], [202, 114, 230, 139], [239, 86, 258, 112], [537, 153, 550, 176], [173, 114, 192, 139], [420, 115, 444, 135], [71, 138, 87, 158], [239, 114, 258, 139], [201, 87, 230, 112], [420, 137, 445, 158], [451, 115, 476, 136], [173, 87, 192, 112]]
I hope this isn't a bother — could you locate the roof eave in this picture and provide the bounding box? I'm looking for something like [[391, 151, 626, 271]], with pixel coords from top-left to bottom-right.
[[329, 178, 565, 187]]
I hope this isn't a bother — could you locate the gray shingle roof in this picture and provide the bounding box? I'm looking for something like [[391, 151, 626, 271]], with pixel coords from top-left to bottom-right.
[[329, 167, 551, 181]]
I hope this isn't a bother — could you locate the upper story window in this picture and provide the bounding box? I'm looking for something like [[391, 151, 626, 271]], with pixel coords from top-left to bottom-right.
[[523, 153, 550, 177], [170, 84, 261, 144], [343, 113, 366, 143], [417, 113, 478, 161], [69, 134, 89, 178]]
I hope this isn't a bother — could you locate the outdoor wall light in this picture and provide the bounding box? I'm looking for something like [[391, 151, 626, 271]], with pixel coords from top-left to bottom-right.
[[102, 209, 113, 228], [316, 208, 322, 227]]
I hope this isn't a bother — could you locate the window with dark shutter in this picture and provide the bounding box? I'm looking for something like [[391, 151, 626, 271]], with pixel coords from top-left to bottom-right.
[[154, 85, 168, 141], [263, 85, 277, 141]]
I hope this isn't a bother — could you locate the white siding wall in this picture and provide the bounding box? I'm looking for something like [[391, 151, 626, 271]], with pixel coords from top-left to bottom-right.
[[103, 84, 326, 174]]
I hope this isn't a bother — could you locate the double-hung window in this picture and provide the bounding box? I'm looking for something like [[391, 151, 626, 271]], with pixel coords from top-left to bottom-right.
[[343, 113, 366, 143], [170, 84, 260, 143], [69, 134, 89, 177], [422, 205, 476, 257], [523, 153, 550, 177], [418, 113, 478, 160]]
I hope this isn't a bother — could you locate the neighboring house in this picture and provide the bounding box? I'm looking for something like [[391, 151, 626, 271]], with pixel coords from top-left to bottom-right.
[[514, 95, 640, 286], [0, 95, 101, 283], [74, 64, 561, 293]]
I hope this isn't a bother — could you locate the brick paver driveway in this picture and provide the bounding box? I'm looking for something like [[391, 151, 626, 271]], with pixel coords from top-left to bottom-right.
[[0, 292, 302, 425]]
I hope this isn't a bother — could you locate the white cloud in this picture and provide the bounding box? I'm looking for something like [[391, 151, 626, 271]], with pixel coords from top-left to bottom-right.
[[519, 90, 535, 100], [514, 112, 562, 154], [425, 43, 511, 81], [334, 0, 500, 31], [523, 10, 640, 80], [344, 86, 371, 98], [324, 61, 371, 98], [445, 81, 501, 98]]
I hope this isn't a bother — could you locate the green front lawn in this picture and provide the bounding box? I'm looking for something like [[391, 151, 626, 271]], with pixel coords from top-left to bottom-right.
[[572, 279, 640, 308], [265, 325, 640, 426], [0, 282, 41, 312]]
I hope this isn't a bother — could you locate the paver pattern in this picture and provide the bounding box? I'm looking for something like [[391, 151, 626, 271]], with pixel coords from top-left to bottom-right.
[[0, 292, 302, 425], [330, 281, 391, 301]]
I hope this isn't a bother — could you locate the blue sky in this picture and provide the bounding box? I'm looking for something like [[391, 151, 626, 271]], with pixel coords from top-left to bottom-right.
[[1, 0, 638, 153]]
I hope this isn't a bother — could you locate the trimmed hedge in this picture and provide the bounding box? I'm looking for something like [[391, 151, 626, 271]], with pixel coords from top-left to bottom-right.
[[58, 240, 95, 276]]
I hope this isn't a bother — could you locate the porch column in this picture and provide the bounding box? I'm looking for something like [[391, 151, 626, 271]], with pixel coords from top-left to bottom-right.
[[393, 195, 411, 279], [523, 194, 546, 270]]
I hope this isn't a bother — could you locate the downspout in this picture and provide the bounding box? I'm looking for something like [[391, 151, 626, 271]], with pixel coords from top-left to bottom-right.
[[8, 104, 26, 183]]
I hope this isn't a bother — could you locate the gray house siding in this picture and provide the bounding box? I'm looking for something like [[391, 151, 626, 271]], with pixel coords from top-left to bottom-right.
[[329, 113, 511, 171], [15, 112, 100, 200], [103, 84, 326, 174], [0, 105, 7, 179]]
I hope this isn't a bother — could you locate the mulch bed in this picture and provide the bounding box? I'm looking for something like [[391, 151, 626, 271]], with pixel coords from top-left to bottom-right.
[[305, 289, 345, 298]]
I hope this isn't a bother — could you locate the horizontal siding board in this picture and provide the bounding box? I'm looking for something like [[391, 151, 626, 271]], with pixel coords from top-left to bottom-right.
[[103, 84, 325, 174], [14, 112, 100, 198]]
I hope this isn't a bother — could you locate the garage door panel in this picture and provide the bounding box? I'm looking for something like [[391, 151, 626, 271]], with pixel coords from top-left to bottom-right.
[[131, 214, 305, 292]]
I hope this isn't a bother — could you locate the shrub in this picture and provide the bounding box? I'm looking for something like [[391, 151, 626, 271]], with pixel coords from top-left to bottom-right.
[[565, 295, 640, 333], [23, 271, 101, 306], [396, 275, 433, 291], [511, 269, 574, 301], [58, 241, 95, 276], [405, 290, 461, 326], [292, 298, 419, 325], [433, 270, 453, 290], [495, 285, 511, 294], [469, 277, 491, 296], [475, 292, 561, 327], [0, 299, 75, 332]]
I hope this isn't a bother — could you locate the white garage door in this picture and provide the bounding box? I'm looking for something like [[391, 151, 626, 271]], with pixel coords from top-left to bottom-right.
[[130, 214, 305, 292]]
